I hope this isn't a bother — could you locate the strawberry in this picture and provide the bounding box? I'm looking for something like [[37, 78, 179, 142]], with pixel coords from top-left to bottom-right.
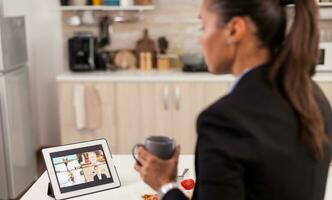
[[180, 179, 195, 190]]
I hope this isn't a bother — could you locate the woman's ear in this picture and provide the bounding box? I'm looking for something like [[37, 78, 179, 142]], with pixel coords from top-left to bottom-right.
[[224, 16, 247, 45]]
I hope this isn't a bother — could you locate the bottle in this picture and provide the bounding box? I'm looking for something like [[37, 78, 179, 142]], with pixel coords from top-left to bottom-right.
[[92, 0, 103, 6]]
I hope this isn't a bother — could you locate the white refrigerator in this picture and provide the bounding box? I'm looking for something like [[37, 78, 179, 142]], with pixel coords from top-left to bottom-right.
[[0, 17, 37, 199]]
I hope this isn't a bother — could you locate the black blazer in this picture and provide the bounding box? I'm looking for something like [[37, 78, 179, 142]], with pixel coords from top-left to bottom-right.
[[163, 65, 332, 200], [93, 173, 107, 182]]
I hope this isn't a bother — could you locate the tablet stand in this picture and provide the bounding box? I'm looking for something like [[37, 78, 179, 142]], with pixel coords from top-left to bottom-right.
[[47, 182, 55, 198]]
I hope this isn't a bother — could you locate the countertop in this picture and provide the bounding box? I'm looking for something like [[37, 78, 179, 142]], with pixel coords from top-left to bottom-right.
[[56, 70, 332, 82]]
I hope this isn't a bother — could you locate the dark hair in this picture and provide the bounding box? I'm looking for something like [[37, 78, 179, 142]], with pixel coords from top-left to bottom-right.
[[210, 0, 327, 160]]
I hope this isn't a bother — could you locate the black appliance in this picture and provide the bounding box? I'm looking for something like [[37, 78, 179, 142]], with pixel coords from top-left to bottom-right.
[[68, 35, 101, 72], [182, 64, 208, 72]]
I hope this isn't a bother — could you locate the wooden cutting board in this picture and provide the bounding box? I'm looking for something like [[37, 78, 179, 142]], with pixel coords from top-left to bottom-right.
[[135, 29, 157, 69]]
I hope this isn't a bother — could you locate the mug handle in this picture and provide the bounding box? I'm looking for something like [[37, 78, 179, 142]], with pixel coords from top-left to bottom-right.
[[131, 143, 144, 166]]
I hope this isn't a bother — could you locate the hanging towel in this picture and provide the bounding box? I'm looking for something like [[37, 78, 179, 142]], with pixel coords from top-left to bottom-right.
[[74, 85, 102, 131], [84, 85, 102, 130]]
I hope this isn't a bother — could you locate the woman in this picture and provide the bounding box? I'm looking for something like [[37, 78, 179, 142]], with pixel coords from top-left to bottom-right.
[[134, 0, 332, 199]]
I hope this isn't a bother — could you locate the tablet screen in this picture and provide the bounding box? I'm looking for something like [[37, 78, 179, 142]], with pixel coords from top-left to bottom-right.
[[50, 145, 114, 193]]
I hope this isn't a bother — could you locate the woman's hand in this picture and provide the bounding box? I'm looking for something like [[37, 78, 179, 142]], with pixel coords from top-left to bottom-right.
[[134, 146, 180, 191]]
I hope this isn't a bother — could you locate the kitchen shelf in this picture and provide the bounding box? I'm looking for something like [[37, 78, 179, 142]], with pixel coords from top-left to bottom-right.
[[318, 3, 332, 7], [287, 3, 332, 19], [60, 5, 155, 11]]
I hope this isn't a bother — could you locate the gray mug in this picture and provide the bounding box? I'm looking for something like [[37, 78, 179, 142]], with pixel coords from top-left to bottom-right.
[[132, 136, 176, 165]]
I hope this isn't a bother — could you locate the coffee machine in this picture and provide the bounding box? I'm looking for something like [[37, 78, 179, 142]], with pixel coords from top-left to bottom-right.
[[68, 34, 99, 72]]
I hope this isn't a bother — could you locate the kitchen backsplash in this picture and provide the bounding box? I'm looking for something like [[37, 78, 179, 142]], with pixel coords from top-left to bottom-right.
[[62, 0, 202, 56], [321, 20, 332, 42], [61, 0, 332, 70]]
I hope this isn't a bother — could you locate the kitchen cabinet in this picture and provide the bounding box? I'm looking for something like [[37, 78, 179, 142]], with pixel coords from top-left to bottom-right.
[[171, 82, 230, 153], [115, 82, 230, 154], [1, 0, 29, 16], [57, 80, 231, 154], [115, 83, 174, 153], [318, 82, 332, 104], [57, 73, 332, 155], [58, 82, 117, 151]]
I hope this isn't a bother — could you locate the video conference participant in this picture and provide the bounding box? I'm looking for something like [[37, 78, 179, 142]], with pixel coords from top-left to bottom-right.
[[57, 157, 80, 172], [93, 165, 107, 182]]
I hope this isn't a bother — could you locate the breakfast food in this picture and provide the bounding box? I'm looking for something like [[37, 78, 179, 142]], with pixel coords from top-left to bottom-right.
[[181, 179, 195, 190], [142, 194, 159, 200]]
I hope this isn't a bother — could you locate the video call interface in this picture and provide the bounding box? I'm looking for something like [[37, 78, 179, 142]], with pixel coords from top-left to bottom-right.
[[50, 145, 114, 193]]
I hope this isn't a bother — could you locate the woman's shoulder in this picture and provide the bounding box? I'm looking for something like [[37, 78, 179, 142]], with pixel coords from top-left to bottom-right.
[[197, 94, 243, 130]]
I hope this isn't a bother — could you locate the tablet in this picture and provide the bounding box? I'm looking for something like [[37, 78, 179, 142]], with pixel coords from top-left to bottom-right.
[[42, 139, 121, 200]]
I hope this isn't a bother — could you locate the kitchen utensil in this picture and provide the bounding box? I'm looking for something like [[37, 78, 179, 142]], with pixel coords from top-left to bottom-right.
[[96, 51, 110, 71], [120, 0, 134, 7], [67, 12, 81, 26], [134, 0, 153, 5], [158, 37, 169, 54], [132, 136, 176, 165], [180, 53, 208, 72], [99, 16, 111, 48], [157, 54, 176, 70], [60, 0, 70, 6], [177, 168, 189, 180], [180, 53, 204, 66], [82, 11, 96, 25], [71, 0, 87, 6], [136, 29, 157, 70], [114, 50, 137, 69]]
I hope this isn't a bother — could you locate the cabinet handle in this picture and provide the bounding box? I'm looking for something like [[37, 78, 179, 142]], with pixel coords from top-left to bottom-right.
[[175, 86, 181, 110], [163, 85, 169, 110]]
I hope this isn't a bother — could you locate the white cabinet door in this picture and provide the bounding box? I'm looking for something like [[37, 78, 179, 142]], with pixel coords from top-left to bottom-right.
[[115, 82, 172, 154], [171, 83, 205, 154], [318, 82, 332, 105], [1, 0, 29, 16], [139, 83, 173, 137], [0, 67, 37, 198], [171, 82, 230, 154]]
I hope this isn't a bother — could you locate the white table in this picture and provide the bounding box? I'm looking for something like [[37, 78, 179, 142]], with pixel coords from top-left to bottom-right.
[[21, 155, 195, 200], [22, 155, 332, 200]]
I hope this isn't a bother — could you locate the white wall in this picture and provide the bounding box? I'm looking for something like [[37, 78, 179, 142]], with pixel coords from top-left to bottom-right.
[[27, 0, 63, 148]]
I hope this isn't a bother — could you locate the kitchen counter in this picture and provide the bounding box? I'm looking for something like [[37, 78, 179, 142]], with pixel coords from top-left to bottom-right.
[[56, 70, 332, 82], [56, 70, 235, 82]]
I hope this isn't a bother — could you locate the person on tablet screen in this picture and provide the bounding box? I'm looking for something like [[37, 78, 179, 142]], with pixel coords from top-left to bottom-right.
[[88, 152, 103, 165], [64, 172, 76, 187], [58, 157, 79, 172], [93, 165, 107, 182]]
